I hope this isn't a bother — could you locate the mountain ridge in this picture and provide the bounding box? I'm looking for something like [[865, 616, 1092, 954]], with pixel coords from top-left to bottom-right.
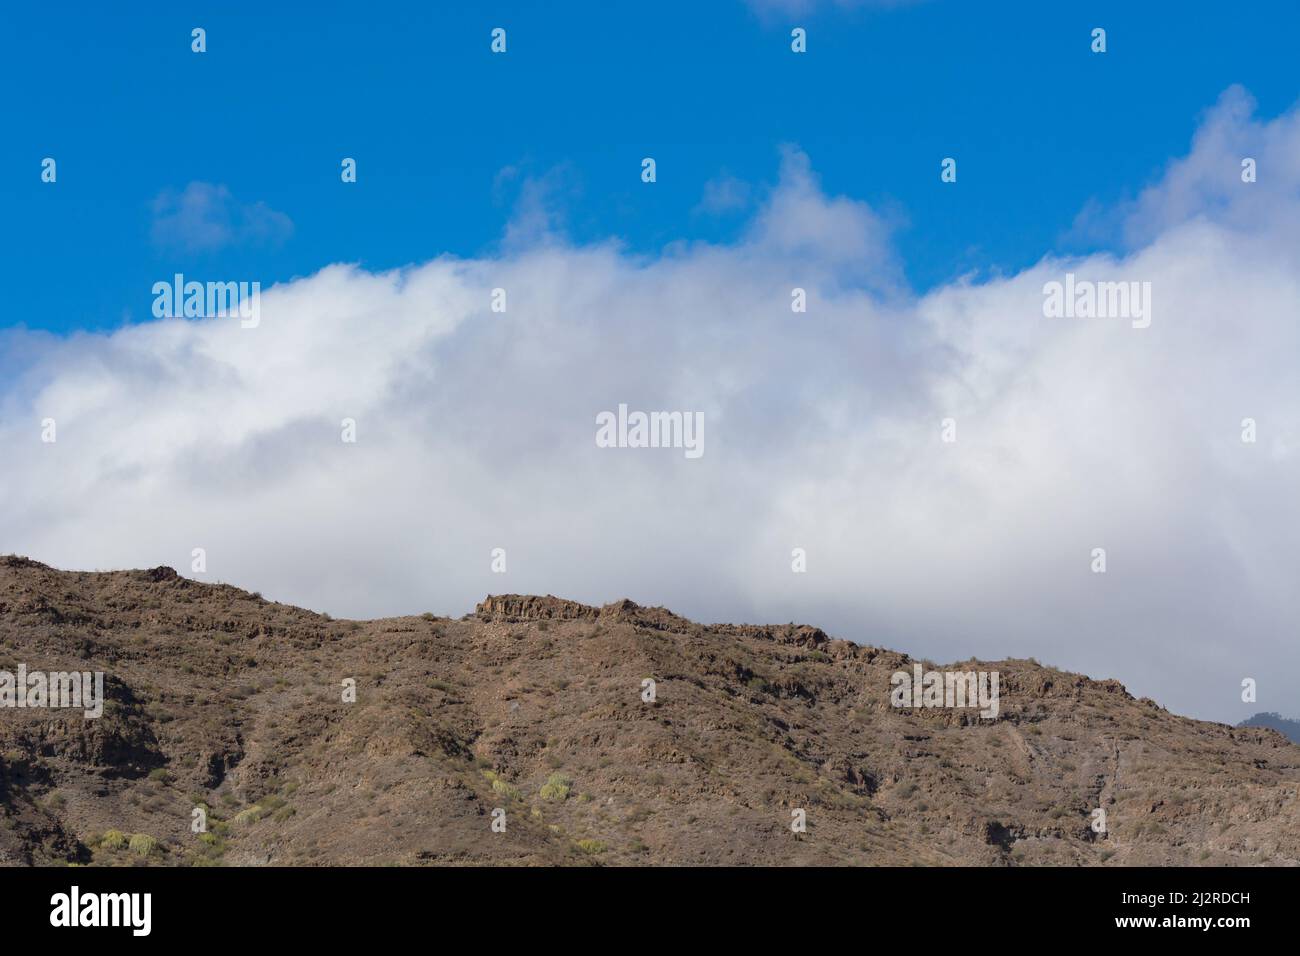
[[2, 555, 1297, 866]]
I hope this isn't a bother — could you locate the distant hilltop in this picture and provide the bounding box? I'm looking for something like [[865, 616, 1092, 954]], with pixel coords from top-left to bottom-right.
[[1238, 712, 1300, 744]]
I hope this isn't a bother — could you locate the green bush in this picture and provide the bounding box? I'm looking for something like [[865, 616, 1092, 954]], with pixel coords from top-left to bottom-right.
[[540, 773, 572, 801], [100, 830, 127, 851], [128, 834, 158, 857], [575, 839, 606, 855], [192, 831, 227, 866]]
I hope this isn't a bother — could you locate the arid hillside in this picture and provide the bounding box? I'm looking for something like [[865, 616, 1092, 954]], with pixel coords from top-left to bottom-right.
[[1, 555, 1297, 866]]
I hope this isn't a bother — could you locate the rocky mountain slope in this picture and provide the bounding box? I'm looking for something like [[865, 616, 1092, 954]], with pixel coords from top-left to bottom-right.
[[2, 555, 1297, 866]]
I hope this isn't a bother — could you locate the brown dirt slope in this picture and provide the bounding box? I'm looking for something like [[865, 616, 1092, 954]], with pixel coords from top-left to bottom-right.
[[1, 555, 1297, 866]]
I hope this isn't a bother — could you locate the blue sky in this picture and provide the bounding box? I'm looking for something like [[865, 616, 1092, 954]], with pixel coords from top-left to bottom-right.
[[4, 0, 1299, 334], [3, 2, 1299, 723]]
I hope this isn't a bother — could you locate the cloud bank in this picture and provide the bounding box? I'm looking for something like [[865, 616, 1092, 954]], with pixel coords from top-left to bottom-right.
[[3, 87, 1297, 724]]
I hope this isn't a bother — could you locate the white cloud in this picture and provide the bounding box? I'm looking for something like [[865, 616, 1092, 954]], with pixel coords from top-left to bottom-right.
[[3, 90, 1298, 724], [150, 182, 294, 253], [695, 172, 752, 216], [743, 0, 926, 19]]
